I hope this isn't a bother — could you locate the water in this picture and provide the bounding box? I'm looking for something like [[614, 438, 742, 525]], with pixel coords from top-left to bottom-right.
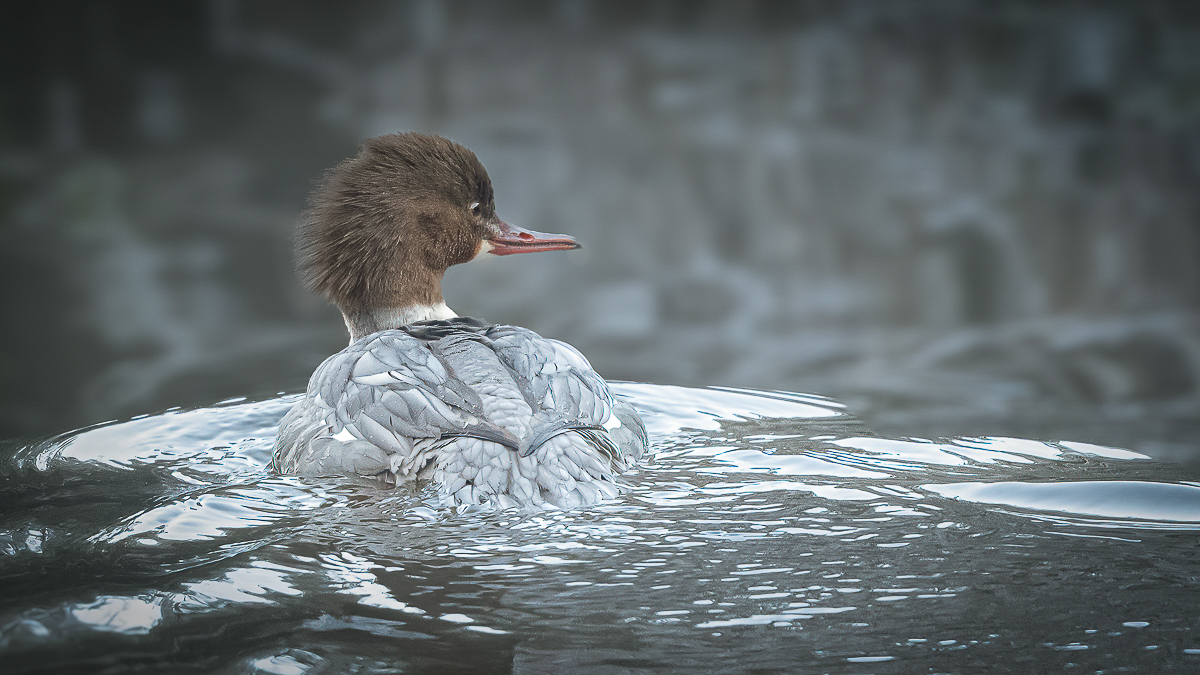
[[2, 384, 1198, 674]]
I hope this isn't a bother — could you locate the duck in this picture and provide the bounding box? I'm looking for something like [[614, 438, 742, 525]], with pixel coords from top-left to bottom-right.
[[272, 132, 647, 509]]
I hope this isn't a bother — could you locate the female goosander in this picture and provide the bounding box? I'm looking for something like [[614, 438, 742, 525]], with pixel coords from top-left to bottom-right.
[[272, 133, 646, 509]]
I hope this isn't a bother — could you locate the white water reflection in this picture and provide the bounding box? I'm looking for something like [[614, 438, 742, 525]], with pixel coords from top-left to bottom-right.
[[619, 383, 845, 435], [70, 596, 164, 635], [92, 480, 332, 545], [926, 480, 1200, 525], [695, 448, 887, 478], [181, 564, 303, 608]]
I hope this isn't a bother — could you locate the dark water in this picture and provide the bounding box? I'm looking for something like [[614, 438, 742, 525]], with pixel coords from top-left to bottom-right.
[[2, 384, 1198, 674]]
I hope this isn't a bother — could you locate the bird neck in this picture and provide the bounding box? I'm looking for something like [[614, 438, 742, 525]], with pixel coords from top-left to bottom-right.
[[343, 303, 458, 342]]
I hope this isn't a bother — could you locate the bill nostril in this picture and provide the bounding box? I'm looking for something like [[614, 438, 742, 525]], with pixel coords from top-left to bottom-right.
[[519, 232, 535, 240]]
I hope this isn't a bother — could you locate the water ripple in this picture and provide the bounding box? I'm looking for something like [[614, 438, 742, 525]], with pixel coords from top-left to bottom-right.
[[1, 384, 1197, 673]]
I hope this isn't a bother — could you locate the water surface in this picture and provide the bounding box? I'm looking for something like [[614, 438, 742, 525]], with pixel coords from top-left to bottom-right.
[[2, 384, 1198, 673]]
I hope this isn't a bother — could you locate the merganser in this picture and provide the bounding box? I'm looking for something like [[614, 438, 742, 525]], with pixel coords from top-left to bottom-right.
[[272, 133, 646, 509]]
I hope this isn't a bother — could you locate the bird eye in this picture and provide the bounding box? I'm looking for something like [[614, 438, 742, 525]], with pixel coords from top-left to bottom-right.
[[469, 202, 481, 216]]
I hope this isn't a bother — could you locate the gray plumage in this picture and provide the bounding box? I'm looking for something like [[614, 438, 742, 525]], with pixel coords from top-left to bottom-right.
[[273, 317, 647, 509]]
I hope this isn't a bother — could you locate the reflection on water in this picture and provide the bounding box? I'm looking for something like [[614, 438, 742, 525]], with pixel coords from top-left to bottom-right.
[[2, 384, 1199, 673]]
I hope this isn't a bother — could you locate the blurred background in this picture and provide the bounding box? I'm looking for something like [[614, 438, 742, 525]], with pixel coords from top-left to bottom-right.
[[1, 0, 1198, 466]]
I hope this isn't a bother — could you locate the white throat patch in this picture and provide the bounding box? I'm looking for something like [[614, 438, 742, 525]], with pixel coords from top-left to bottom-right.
[[371, 303, 458, 327], [346, 303, 460, 341]]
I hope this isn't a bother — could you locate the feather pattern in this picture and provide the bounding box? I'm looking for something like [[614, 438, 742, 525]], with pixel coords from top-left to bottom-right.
[[273, 317, 647, 508]]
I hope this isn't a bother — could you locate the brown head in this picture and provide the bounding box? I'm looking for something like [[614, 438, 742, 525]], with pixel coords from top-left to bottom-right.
[[297, 132, 579, 340]]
